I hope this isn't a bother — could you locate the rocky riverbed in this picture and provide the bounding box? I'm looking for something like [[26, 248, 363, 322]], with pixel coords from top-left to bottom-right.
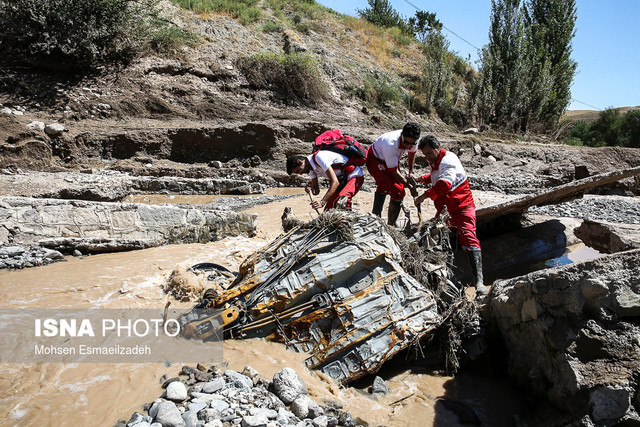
[[119, 365, 360, 427]]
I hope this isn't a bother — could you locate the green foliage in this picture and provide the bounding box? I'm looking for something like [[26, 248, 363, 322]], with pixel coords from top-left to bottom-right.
[[620, 109, 640, 148], [566, 108, 640, 148], [523, 0, 577, 128], [236, 52, 329, 105], [0, 0, 179, 70], [360, 71, 402, 105], [268, 0, 326, 21], [171, 0, 262, 24], [261, 20, 283, 33], [357, 0, 402, 29], [388, 27, 413, 46], [475, 0, 577, 132], [147, 19, 200, 54], [407, 10, 442, 44], [421, 31, 453, 109]]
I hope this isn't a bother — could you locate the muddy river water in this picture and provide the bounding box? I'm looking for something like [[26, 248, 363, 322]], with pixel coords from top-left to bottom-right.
[[1, 189, 530, 426]]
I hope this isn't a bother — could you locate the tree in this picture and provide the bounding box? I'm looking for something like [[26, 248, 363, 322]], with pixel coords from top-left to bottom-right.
[[476, 0, 529, 130], [589, 108, 622, 146], [357, 0, 401, 29], [620, 109, 640, 148], [524, 0, 577, 129], [408, 11, 442, 44], [475, 0, 577, 132]]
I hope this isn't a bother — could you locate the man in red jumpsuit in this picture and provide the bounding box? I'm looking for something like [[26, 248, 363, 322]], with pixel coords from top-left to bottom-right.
[[413, 135, 488, 296]]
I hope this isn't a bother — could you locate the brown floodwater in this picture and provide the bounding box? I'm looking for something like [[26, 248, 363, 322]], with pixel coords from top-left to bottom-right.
[[0, 191, 528, 426]]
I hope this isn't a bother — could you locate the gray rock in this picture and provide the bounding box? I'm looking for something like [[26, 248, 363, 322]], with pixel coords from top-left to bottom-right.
[[210, 161, 223, 169], [187, 401, 207, 413], [203, 421, 223, 427], [312, 415, 329, 427], [473, 144, 482, 156], [272, 368, 308, 404], [202, 377, 226, 393], [590, 387, 632, 423], [73, 249, 82, 257], [181, 410, 198, 427], [153, 401, 186, 427], [275, 407, 293, 425], [148, 399, 166, 419], [462, 127, 479, 135], [27, 121, 46, 132], [291, 395, 323, 420], [370, 376, 389, 395], [0, 107, 11, 115], [166, 381, 188, 401], [209, 399, 230, 413], [44, 123, 66, 136], [248, 408, 277, 419], [224, 370, 253, 389], [162, 377, 180, 388], [240, 414, 268, 427], [127, 411, 152, 426], [43, 249, 63, 260], [1, 246, 25, 257]]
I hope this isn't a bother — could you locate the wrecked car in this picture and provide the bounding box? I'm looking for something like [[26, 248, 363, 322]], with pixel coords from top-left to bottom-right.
[[180, 210, 470, 383]]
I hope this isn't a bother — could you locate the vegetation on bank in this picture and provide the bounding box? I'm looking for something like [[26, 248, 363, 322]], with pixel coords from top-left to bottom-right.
[[567, 108, 640, 148], [4, 0, 625, 148], [236, 52, 329, 105], [0, 0, 196, 70]]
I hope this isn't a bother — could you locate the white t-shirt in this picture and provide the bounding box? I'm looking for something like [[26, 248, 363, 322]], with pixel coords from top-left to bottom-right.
[[307, 151, 364, 181], [371, 129, 418, 169], [428, 150, 468, 191]]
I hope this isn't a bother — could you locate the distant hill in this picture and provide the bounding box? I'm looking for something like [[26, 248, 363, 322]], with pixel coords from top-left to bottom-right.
[[564, 106, 640, 123]]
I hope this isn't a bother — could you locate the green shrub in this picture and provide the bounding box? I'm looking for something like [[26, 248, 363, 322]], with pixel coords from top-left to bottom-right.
[[171, 0, 262, 24], [0, 0, 195, 70], [361, 72, 402, 105], [236, 52, 329, 105], [565, 137, 584, 146], [261, 20, 283, 33], [0, 0, 141, 69], [620, 109, 640, 148], [147, 20, 199, 53]]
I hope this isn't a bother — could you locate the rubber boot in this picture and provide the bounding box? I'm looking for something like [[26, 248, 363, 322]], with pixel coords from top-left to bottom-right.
[[372, 192, 386, 217], [387, 199, 402, 226], [467, 248, 489, 296]]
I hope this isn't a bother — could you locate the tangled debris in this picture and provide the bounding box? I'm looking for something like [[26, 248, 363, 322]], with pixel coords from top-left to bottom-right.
[[180, 210, 480, 382]]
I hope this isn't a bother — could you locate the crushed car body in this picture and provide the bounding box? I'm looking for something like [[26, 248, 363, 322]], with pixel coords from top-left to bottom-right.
[[181, 210, 459, 383]]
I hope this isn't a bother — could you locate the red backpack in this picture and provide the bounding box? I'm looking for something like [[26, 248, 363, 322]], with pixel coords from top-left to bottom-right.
[[312, 130, 367, 167]]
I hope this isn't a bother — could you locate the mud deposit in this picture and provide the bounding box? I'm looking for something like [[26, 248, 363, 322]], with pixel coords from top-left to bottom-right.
[[0, 193, 531, 427]]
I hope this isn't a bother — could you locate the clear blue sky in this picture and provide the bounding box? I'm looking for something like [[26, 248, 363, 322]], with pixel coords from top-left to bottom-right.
[[316, 0, 640, 111]]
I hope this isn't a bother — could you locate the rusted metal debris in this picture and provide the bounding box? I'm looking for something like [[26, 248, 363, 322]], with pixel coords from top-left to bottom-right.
[[181, 210, 460, 383]]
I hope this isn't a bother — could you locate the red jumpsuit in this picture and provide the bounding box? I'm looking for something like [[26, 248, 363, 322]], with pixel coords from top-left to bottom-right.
[[421, 148, 480, 249]]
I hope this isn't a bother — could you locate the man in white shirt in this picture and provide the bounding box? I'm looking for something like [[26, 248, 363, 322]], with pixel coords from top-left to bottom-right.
[[287, 151, 365, 211], [366, 122, 421, 226]]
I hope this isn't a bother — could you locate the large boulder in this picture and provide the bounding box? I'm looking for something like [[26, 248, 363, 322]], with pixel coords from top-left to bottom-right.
[[489, 249, 640, 425]]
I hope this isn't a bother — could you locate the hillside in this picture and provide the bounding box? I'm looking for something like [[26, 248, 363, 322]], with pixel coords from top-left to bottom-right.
[[564, 106, 640, 123]]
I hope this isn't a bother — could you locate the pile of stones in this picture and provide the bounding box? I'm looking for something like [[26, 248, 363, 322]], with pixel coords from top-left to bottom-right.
[[0, 245, 65, 269], [118, 365, 361, 427]]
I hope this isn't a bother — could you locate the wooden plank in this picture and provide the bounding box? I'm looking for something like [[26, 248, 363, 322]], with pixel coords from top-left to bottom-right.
[[476, 166, 640, 224]]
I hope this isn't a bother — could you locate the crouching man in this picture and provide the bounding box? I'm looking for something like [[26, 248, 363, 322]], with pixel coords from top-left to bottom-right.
[[413, 135, 488, 296], [287, 151, 364, 211]]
